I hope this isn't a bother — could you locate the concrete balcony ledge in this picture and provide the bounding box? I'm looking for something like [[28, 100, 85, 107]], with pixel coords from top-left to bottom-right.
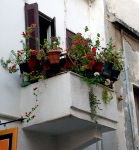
[[21, 71, 118, 135]]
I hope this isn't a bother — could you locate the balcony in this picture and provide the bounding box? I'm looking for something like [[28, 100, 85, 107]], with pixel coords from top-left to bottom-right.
[[21, 71, 118, 135]]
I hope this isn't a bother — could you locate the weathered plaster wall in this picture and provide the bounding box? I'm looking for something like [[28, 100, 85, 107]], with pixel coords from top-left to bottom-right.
[[104, 0, 139, 148], [106, 0, 139, 31], [124, 39, 139, 149], [101, 1, 139, 149]]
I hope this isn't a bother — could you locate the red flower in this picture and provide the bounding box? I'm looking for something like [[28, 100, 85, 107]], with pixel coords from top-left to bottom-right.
[[83, 40, 88, 46], [31, 115, 36, 119], [86, 53, 93, 59], [90, 59, 95, 66], [31, 50, 37, 55], [33, 87, 38, 91], [22, 32, 26, 36], [76, 40, 82, 44], [92, 47, 96, 56], [31, 24, 36, 28]]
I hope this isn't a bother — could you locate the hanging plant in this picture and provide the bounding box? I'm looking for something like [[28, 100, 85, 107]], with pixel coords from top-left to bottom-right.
[[89, 88, 102, 127], [102, 86, 113, 104]]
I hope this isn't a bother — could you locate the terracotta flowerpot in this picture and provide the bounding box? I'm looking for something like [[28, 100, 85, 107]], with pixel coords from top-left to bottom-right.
[[19, 62, 30, 74], [93, 62, 104, 73], [42, 61, 51, 70], [102, 62, 113, 77], [47, 50, 61, 64], [28, 59, 38, 72], [62, 58, 74, 70], [110, 69, 120, 81]]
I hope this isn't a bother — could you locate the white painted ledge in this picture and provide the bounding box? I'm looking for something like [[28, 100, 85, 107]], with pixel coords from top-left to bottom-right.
[[21, 72, 118, 134]]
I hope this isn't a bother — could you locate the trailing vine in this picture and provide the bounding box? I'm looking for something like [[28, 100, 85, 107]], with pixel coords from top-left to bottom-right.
[[22, 80, 46, 123], [89, 88, 102, 127], [102, 86, 113, 104]]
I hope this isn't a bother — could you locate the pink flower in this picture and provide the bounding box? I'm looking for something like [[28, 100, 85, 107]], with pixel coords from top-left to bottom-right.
[[31, 24, 36, 28]]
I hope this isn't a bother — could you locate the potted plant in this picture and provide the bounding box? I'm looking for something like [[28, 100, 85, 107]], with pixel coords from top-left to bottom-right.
[[27, 49, 38, 71], [46, 37, 62, 64], [93, 47, 105, 73], [110, 49, 124, 81], [11, 43, 30, 74], [69, 27, 93, 60], [37, 49, 50, 70], [60, 50, 74, 71], [68, 26, 97, 72], [102, 38, 115, 77], [24, 71, 44, 83], [0, 42, 30, 74]]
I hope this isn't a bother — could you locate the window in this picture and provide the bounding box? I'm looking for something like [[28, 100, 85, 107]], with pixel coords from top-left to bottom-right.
[[25, 3, 56, 50], [133, 85, 139, 135], [66, 29, 75, 48], [0, 127, 18, 150]]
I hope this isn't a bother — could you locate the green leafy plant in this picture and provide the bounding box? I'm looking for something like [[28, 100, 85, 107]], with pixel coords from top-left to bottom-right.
[[0, 24, 37, 74], [112, 48, 124, 71], [0, 57, 19, 73], [43, 36, 62, 51], [24, 71, 44, 82], [81, 72, 105, 85], [26, 49, 38, 59], [102, 86, 113, 104], [37, 49, 48, 62], [0, 58, 11, 68], [69, 26, 93, 59], [89, 89, 102, 127]]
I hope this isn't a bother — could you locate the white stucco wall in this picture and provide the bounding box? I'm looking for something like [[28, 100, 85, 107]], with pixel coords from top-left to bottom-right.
[[66, 0, 106, 47], [0, 0, 25, 117], [0, 117, 56, 150]]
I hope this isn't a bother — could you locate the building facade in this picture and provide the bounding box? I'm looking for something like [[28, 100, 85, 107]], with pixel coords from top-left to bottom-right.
[[0, 0, 139, 149]]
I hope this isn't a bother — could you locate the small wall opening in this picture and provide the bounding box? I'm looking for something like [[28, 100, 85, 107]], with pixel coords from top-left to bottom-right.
[[133, 85, 139, 135]]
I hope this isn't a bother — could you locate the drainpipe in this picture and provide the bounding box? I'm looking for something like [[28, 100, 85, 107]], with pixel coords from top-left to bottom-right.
[[121, 29, 138, 150]]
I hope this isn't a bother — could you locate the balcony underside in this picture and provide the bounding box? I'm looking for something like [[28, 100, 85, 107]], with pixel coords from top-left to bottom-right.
[[21, 72, 118, 135]]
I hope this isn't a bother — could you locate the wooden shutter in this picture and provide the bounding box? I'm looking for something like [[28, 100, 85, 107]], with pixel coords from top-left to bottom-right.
[[66, 29, 75, 48], [25, 3, 39, 50], [51, 17, 56, 37]]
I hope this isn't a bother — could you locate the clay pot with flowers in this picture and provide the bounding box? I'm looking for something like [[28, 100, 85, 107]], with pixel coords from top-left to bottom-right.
[[27, 49, 38, 72], [92, 46, 104, 73], [45, 37, 62, 64], [60, 50, 74, 71], [37, 49, 50, 71]]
